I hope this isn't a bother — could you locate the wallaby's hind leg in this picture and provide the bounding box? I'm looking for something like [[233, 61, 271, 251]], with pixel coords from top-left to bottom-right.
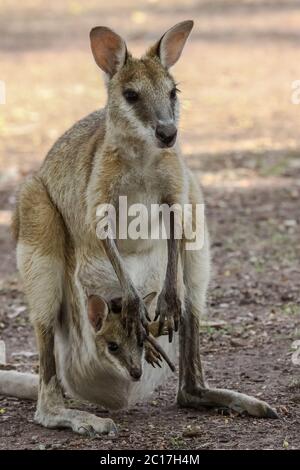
[[177, 235, 278, 418], [16, 177, 117, 436], [34, 323, 117, 436]]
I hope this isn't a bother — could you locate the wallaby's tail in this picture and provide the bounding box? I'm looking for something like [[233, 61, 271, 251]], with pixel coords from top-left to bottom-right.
[[0, 370, 38, 400]]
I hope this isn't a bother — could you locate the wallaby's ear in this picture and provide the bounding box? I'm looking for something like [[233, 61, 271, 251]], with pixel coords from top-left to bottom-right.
[[143, 292, 157, 309], [149, 20, 194, 69], [90, 26, 127, 77], [88, 295, 109, 332]]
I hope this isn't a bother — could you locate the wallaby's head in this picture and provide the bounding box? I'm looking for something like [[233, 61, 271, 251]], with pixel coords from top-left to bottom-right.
[[90, 21, 193, 150], [87, 293, 156, 381]]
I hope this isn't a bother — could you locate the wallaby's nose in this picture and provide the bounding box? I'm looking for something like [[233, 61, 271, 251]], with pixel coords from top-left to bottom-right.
[[155, 123, 177, 148], [130, 367, 142, 381]]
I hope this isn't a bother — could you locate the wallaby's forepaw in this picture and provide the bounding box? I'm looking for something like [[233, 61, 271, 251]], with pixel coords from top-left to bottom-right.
[[35, 407, 118, 437], [154, 288, 182, 342]]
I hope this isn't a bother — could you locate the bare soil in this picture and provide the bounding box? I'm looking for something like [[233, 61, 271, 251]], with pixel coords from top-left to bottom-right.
[[0, 0, 299, 450]]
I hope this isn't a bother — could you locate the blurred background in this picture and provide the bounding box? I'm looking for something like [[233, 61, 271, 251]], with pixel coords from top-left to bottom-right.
[[0, 0, 299, 450]]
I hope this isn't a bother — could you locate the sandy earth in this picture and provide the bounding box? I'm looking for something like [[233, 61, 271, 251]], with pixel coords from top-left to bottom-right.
[[0, 0, 299, 450]]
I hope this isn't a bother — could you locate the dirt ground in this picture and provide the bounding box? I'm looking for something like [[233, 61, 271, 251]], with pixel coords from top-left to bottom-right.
[[0, 0, 299, 450]]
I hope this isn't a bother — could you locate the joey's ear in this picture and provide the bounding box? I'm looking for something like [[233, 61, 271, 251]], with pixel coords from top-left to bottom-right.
[[148, 20, 193, 69], [90, 26, 128, 77], [143, 292, 157, 309], [88, 295, 109, 332]]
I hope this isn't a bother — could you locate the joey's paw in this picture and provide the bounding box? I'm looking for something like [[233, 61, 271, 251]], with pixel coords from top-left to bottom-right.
[[155, 289, 182, 342], [145, 341, 162, 368], [122, 296, 149, 345]]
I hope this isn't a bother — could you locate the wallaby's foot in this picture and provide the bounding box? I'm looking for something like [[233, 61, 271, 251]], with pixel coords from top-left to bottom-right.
[[35, 407, 117, 437], [177, 387, 278, 419]]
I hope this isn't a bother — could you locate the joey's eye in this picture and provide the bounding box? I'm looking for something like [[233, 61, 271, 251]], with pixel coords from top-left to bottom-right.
[[108, 342, 119, 353], [123, 89, 139, 104], [170, 88, 177, 100]]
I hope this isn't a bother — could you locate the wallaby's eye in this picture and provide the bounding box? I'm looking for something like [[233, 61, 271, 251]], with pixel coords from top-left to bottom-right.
[[108, 342, 119, 353], [123, 89, 139, 104], [170, 88, 177, 100]]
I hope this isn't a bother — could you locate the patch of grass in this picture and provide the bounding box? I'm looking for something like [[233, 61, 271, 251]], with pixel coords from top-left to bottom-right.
[[255, 150, 300, 178], [201, 325, 215, 336], [253, 260, 265, 273], [288, 378, 300, 391], [169, 436, 186, 449], [281, 303, 300, 317], [201, 323, 234, 340], [271, 232, 290, 244], [294, 328, 300, 339], [259, 160, 289, 177], [15, 315, 29, 326]]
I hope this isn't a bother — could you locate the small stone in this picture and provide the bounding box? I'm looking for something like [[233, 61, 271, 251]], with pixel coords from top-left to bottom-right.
[[60, 438, 70, 445], [230, 338, 245, 347], [182, 425, 201, 438], [8, 306, 26, 319], [284, 219, 297, 227], [11, 351, 38, 359], [51, 444, 60, 449]]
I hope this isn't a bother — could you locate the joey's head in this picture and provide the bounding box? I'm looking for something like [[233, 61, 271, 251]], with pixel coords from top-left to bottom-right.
[[90, 21, 194, 150], [87, 293, 156, 381]]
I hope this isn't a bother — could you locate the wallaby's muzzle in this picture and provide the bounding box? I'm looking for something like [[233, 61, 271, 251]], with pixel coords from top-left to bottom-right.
[[129, 366, 142, 381], [155, 123, 177, 148]]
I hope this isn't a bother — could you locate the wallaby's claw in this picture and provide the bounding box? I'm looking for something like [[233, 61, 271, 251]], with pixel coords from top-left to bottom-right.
[[145, 340, 163, 368], [78, 424, 97, 438], [145, 335, 175, 372], [265, 407, 279, 419], [155, 289, 182, 343]]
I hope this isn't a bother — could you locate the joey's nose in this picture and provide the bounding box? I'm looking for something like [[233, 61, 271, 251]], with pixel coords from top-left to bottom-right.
[[130, 367, 142, 381], [155, 123, 177, 148]]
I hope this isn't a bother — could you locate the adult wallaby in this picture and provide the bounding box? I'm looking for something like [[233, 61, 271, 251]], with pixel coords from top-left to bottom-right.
[[11, 20, 277, 436]]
